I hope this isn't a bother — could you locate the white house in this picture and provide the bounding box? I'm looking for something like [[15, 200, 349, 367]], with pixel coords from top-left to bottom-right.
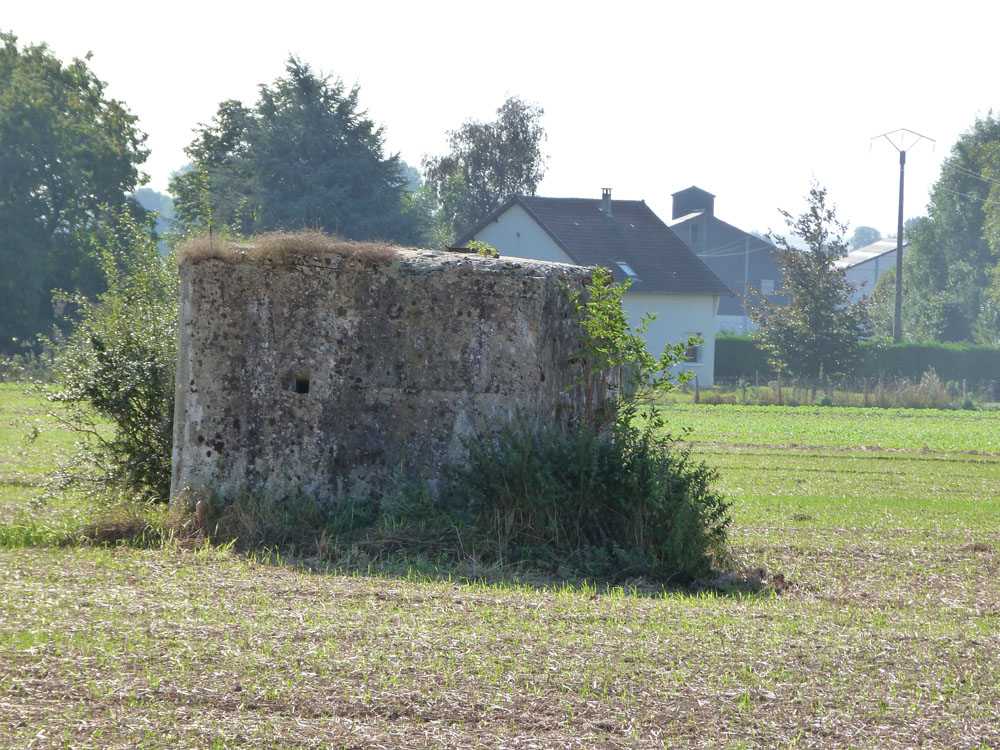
[[834, 239, 907, 304], [457, 189, 732, 386]]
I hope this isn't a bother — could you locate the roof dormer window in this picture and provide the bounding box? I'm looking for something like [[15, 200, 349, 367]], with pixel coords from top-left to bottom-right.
[[616, 262, 640, 282]]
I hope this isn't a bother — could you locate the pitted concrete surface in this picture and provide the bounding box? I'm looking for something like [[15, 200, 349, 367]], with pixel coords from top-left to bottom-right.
[[171, 244, 588, 502]]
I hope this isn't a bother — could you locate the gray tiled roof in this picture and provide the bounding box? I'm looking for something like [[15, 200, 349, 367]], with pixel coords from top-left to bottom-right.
[[459, 196, 731, 296]]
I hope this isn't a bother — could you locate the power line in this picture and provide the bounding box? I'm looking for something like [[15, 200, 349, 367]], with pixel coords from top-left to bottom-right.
[[699, 245, 773, 259], [696, 236, 774, 258], [944, 164, 1000, 190], [675, 230, 753, 256], [700, 247, 766, 259], [936, 185, 1000, 207]]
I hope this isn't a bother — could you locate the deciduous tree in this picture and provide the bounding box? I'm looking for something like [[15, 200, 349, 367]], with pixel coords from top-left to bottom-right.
[[747, 185, 875, 381], [0, 32, 148, 350], [170, 57, 420, 244], [422, 96, 546, 245], [849, 225, 881, 249], [974, 141, 1000, 345]]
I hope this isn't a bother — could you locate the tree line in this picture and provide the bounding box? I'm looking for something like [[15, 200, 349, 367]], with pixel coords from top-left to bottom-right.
[[0, 37, 546, 351]]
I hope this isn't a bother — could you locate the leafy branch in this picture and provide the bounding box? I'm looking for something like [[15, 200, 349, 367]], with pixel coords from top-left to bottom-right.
[[565, 267, 699, 436]]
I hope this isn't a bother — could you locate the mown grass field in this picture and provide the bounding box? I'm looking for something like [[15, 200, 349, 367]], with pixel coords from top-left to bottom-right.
[[1, 384, 998, 748]]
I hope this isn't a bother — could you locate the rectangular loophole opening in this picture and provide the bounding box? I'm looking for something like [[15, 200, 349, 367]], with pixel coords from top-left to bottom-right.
[[294, 375, 311, 394]]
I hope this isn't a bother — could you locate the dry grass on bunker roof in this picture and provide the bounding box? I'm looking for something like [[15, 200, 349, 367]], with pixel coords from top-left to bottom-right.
[[176, 229, 402, 266]]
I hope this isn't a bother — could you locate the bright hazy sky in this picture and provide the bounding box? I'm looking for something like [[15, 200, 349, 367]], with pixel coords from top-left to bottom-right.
[[6, 0, 998, 238]]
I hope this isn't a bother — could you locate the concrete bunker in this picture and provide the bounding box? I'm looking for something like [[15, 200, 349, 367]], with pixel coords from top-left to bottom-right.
[[170, 233, 590, 502]]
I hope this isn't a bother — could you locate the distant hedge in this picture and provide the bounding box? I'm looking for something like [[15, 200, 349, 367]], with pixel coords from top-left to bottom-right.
[[856, 342, 1000, 384], [714, 335, 1000, 385], [714, 334, 773, 380]]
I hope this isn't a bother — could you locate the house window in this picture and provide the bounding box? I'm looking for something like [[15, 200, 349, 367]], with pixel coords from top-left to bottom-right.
[[761, 279, 775, 295], [690, 225, 699, 245], [686, 333, 703, 364], [616, 262, 640, 281]]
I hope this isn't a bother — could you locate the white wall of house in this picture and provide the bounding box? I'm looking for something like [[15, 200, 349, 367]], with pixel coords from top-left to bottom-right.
[[623, 292, 719, 387], [471, 204, 574, 265]]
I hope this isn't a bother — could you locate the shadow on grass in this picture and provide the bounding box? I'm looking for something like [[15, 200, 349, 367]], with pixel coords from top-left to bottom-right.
[[241, 546, 788, 600], [186, 497, 787, 599], [1, 497, 785, 600]]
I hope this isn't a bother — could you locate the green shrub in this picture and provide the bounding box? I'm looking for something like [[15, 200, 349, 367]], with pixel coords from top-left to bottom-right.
[[46, 211, 178, 503], [467, 239, 500, 258], [438, 267, 731, 583], [563, 267, 697, 434], [444, 419, 730, 582]]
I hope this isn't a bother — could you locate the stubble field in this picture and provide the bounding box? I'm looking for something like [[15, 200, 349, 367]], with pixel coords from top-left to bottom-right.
[[1, 386, 998, 748]]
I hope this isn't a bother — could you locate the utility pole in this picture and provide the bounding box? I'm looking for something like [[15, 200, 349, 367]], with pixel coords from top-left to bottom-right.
[[743, 236, 750, 334], [871, 129, 934, 343]]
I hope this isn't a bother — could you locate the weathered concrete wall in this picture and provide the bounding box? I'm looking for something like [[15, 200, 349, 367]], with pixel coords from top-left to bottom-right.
[[171, 241, 589, 503]]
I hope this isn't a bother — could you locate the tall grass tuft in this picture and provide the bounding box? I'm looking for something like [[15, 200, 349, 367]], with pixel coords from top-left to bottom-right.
[[444, 419, 731, 583]]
